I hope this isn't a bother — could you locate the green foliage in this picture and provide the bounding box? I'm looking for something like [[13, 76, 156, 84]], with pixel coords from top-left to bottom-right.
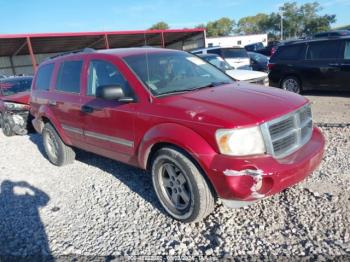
[[236, 1, 336, 39], [196, 17, 235, 37], [149, 22, 170, 30]]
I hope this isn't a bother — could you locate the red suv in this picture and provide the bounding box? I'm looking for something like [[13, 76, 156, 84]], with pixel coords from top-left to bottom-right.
[[30, 48, 325, 222], [0, 76, 33, 136]]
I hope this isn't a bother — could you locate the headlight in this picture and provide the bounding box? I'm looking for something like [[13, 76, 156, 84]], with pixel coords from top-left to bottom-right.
[[263, 77, 269, 86], [4, 102, 29, 111], [215, 126, 266, 156]]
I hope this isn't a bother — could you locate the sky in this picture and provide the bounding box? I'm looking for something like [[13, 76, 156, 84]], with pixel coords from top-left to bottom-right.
[[0, 0, 349, 34]]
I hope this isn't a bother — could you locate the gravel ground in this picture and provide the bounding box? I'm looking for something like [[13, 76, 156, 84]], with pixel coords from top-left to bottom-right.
[[0, 126, 349, 259], [305, 92, 350, 124]]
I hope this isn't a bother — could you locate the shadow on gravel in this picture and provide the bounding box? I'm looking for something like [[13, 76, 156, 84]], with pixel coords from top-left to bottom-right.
[[75, 149, 168, 216], [0, 180, 52, 261], [27, 134, 167, 216]]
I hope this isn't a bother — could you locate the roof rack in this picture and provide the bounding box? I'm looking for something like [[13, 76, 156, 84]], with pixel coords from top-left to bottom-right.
[[48, 48, 95, 60]]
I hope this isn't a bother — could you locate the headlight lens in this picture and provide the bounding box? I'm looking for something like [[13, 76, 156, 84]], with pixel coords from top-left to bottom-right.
[[215, 126, 266, 156], [4, 102, 29, 111]]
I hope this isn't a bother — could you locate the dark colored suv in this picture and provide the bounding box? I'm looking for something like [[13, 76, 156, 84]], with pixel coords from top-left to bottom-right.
[[30, 48, 324, 222], [269, 36, 350, 93]]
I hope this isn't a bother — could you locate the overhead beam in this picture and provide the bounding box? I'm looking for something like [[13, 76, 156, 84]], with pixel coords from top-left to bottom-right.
[[12, 40, 27, 56], [87, 36, 105, 48], [26, 37, 37, 72]]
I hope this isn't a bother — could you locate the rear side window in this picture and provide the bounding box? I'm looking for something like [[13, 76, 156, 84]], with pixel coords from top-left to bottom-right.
[[344, 41, 350, 59], [56, 60, 83, 93], [35, 63, 54, 91], [306, 41, 342, 60], [207, 49, 221, 55], [274, 44, 305, 61]]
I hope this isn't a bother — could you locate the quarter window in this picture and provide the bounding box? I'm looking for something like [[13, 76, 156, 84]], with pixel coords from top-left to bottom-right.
[[87, 60, 130, 97], [35, 63, 54, 91], [56, 61, 83, 93], [276, 45, 305, 61], [306, 41, 341, 60]]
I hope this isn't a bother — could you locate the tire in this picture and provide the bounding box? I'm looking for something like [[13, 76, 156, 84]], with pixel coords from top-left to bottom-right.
[[151, 147, 215, 223], [0, 113, 3, 128], [42, 123, 75, 166], [281, 76, 302, 94], [2, 114, 14, 137]]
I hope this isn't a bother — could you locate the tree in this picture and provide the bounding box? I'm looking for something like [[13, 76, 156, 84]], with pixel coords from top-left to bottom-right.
[[197, 17, 235, 37], [149, 22, 170, 30], [235, 1, 336, 39]]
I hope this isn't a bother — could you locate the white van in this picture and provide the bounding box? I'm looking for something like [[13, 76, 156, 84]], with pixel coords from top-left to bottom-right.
[[191, 46, 251, 69]]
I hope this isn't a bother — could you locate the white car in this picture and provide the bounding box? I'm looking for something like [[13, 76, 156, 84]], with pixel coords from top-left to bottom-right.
[[198, 53, 269, 86], [192, 46, 251, 69]]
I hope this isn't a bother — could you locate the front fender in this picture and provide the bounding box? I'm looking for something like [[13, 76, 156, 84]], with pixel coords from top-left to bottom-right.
[[138, 123, 217, 173], [34, 105, 72, 145]]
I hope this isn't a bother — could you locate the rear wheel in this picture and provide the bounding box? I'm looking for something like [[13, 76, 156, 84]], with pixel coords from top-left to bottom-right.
[[42, 123, 75, 166], [151, 147, 215, 223], [281, 76, 302, 94]]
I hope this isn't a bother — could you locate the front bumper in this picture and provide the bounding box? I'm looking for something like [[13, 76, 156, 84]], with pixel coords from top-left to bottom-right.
[[3, 110, 32, 135], [208, 127, 325, 205]]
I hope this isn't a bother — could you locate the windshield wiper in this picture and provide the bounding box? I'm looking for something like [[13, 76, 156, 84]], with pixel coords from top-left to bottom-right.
[[194, 81, 231, 90], [157, 81, 231, 97]]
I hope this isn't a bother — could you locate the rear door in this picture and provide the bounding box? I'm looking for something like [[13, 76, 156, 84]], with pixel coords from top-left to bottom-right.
[[80, 58, 136, 162], [49, 59, 85, 144], [302, 40, 343, 90], [338, 39, 350, 91]]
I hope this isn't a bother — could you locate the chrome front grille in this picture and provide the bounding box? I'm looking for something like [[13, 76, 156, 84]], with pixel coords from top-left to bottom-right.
[[261, 104, 313, 158]]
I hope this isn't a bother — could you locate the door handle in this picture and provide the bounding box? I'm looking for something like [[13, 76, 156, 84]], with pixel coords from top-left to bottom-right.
[[81, 105, 94, 113]]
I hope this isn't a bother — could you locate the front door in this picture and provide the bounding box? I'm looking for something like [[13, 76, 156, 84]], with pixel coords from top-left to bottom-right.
[[80, 58, 135, 163], [338, 39, 350, 91]]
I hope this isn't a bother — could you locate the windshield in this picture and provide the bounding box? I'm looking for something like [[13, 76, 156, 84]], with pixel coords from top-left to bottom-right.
[[123, 51, 233, 96], [221, 48, 249, 59], [0, 79, 32, 96]]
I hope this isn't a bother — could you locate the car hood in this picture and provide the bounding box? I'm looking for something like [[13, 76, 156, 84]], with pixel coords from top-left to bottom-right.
[[155, 83, 307, 128], [2, 91, 30, 104], [225, 69, 267, 81]]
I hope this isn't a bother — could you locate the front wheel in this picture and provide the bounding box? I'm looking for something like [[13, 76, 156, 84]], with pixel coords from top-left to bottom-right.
[[281, 76, 302, 94], [2, 114, 14, 137], [42, 123, 76, 166], [151, 147, 215, 223]]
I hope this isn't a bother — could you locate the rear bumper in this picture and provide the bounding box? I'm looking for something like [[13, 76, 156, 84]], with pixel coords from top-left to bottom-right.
[[207, 127, 325, 204]]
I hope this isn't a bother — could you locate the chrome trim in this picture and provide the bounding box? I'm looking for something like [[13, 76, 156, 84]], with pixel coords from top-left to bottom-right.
[[85, 131, 134, 148], [261, 103, 312, 159], [62, 124, 83, 135]]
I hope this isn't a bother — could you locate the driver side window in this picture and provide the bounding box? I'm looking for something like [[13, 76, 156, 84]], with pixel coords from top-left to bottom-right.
[[87, 60, 130, 97]]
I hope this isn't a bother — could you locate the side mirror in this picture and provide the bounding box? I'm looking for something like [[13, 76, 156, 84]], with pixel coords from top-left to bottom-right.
[[96, 85, 134, 102]]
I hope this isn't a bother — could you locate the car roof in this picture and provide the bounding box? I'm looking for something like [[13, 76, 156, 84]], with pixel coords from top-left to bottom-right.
[[280, 35, 350, 47]]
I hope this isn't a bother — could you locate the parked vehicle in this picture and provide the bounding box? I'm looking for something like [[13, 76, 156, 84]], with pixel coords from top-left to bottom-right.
[[198, 54, 269, 86], [191, 46, 251, 69], [244, 42, 264, 52], [269, 36, 350, 93], [254, 41, 280, 56], [313, 30, 350, 38], [248, 52, 269, 72], [30, 48, 324, 223], [0, 76, 33, 136]]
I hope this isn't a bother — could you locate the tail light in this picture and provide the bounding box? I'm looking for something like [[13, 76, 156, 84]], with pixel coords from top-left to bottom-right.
[[268, 63, 275, 71], [271, 47, 277, 56]]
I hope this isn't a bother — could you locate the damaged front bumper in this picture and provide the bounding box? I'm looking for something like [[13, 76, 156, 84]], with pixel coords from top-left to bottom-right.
[[3, 110, 32, 135], [208, 127, 325, 208]]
